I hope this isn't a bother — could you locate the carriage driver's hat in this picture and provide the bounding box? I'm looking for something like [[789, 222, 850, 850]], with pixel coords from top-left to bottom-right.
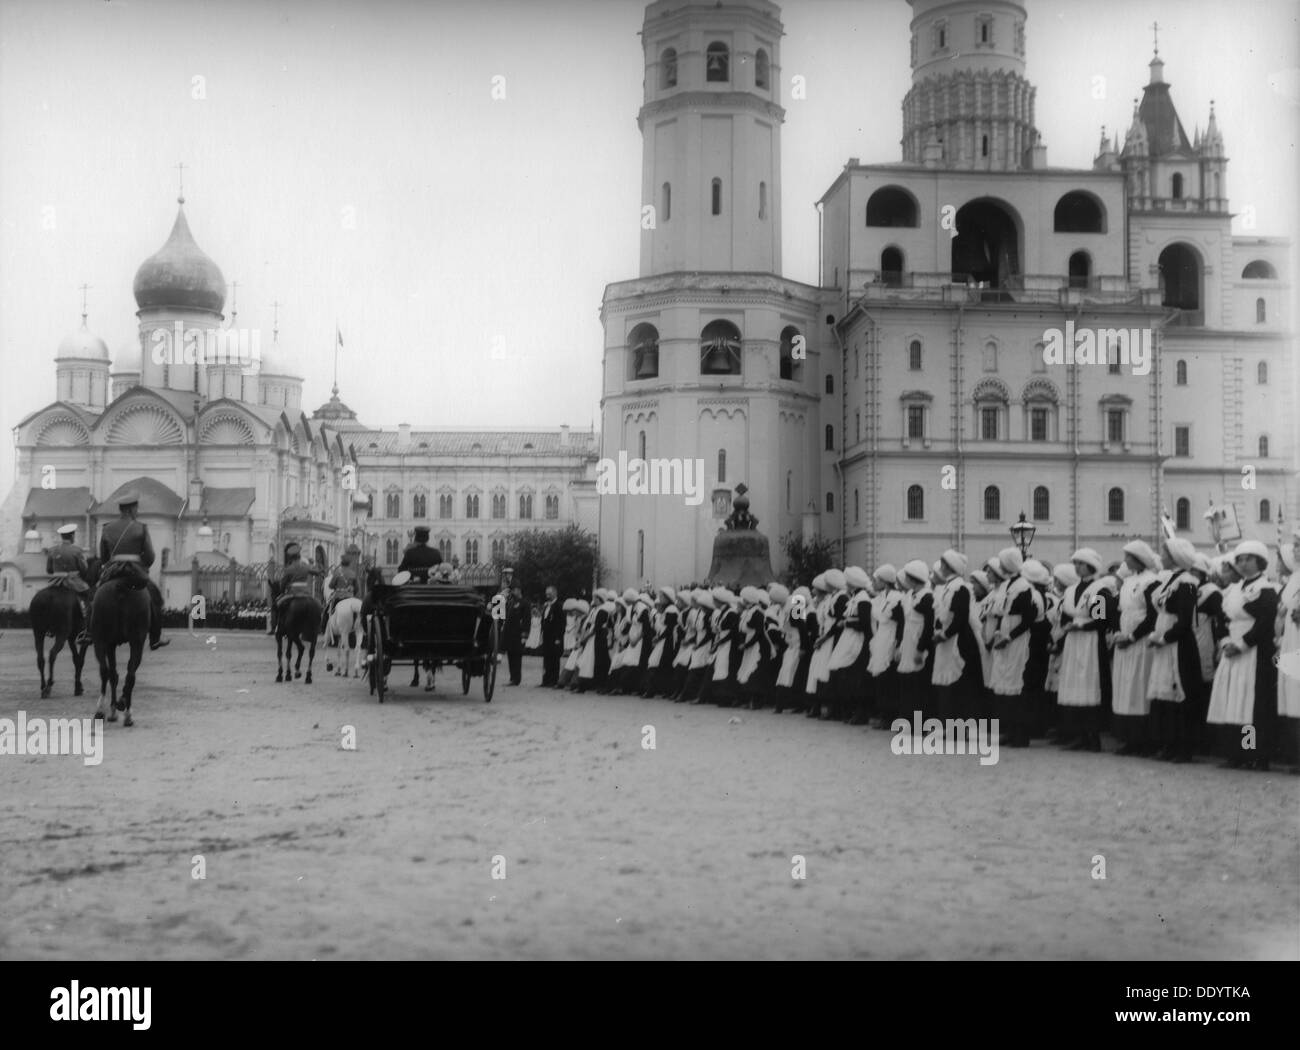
[[413, 525, 431, 542], [284, 541, 302, 558], [57, 523, 78, 537], [117, 490, 140, 510]]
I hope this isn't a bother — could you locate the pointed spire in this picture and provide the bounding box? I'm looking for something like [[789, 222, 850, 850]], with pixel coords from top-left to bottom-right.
[[1148, 20, 1164, 84]]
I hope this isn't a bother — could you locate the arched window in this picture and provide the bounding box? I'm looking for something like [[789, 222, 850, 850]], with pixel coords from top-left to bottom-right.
[[825, 425, 834, 451], [755, 48, 770, 90], [519, 493, 533, 519], [1053, 191, 1105, 233], [983, 486, 1001, 521], [465, 539, 479, 566], [779, 326, 802, 381], [1158, 243, 1201, 311], [491, 493, 506, 519], [759, 181, 767, 220], [717, 449, 726, 484], [1259, 499, 1272, 522], [1259, 434, 1270, 458], [1176, 497, 1191, 530], [881, 246, 903, 287], [545, 493, 559, 520], [866, 187, 919, 227], [1257, 360, 1269, 384], [981, 134, 988, 157], [983, 340, 997, 372], [413, 493, 427, 518], [854, 488, 860, 523], [1033, 486, 1050, 521], [711, 178, 722, 216], [438, 493, 453, 519], [1107, 487, 1124, 522], [438, 538, 453, 560], [825, 491, 834, 513], [385, 492, 401, 518], [1175, 359, 1187, 385], [1171, 173, 1183, 199], [1256, 298, 1266, 323], [661, 183, 671, 222], [1068, 251, 1091, 289], [491, 538, 506, 563], [706, 41, 730, 82], [386, 538, 400, 564], [909, 339, 922, 370], [629, 322, 659, 380], [907, 484, 924, 520], [825, 374, 834, 394], [660, 48, 677, 89], [466, 493, 479, 519], [700, 319, 742, 375], [638, 430, 647, 461], [1242, 260, 1277, 279]]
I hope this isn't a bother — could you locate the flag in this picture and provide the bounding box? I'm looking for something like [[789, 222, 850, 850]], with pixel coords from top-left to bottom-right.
[[336, 325, 343, 349]]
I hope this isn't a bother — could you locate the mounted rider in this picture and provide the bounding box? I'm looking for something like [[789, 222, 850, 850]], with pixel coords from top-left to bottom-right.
[[83, 491, 170, 650], [320, 549, 360, 634], [272, 541, 323, 632], [49, 523, 92, 630]]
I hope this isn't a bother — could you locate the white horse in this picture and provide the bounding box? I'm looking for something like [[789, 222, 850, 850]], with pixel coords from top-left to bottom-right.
[[323, 596, 364, 677]]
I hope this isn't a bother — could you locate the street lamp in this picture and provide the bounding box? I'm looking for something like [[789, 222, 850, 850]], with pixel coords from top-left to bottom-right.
[[1010, 511, 1036, 557]]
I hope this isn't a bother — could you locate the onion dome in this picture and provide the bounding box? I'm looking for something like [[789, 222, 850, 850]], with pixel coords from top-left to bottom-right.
[[259, 339, 302, 379], [56, 318, 109, 360], [133, 201, 226, 313]]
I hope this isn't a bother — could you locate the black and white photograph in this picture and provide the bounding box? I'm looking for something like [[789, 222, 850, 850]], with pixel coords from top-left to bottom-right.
[[1, 0, 1297, 996]]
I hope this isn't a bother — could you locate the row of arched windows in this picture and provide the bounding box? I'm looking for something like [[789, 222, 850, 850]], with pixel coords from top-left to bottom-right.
[[1171, 497, 1276, 529], [864, 186, 1105, 234], [659, 43, 770, 90], [627, 321, 804, 380], [871, 484, 1124, 523], [384, 492, 560, 521]]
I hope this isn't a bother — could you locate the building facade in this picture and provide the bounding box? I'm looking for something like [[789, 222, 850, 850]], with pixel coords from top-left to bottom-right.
[[599, 0, 1294, 587]]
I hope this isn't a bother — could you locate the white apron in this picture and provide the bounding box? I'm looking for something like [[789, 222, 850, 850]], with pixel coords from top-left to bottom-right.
[[776, 605, 802, 688], [1045, 593, 1064, 693], [1110, 571, 1156, 716], [806, 595, 836, 693], [1279, 576, 1300, 719], [931, 579, 975, 687], [1194, 584, 1219, 683], [1058, 580, 1105, 708], [992, 577, 1039, 696], [737, 607, 765, 684], [867, 591, 902, 677], [1147, 573, 1196, 702], [896, 586, 932, 675], [828, 591, 870, 670], [1207, 582, 1259, 726]]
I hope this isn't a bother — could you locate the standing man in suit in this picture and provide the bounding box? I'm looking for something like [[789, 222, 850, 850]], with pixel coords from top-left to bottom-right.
[[504, 584, 530, 685], [397, 525, 442, 582], [539, 585, 564, 687]]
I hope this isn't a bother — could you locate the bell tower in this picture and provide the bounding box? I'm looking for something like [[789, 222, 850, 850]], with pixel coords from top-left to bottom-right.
[[638, 0, 784, 275]]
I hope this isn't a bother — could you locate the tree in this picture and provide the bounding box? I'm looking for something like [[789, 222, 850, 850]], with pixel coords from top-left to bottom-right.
[[506, 525, 603, 603], [780, 532, 837, 587]]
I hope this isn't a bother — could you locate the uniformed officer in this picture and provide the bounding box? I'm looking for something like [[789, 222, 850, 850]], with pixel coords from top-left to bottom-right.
[[273, 541, 323, 630], [91, 491, 169, 650], [396, 525, 442, 583], [320, 551, 360, 634], [50, 523, 92, 631]]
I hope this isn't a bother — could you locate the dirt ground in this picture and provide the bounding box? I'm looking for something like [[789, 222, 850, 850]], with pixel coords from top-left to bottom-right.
[[1, 629, 1296, 960]]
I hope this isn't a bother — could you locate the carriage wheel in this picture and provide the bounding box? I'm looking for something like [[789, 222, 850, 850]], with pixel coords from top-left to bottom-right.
[[461, 664, 472, 695], [369, 618, 386, 703], [482, 620, 499, 702]]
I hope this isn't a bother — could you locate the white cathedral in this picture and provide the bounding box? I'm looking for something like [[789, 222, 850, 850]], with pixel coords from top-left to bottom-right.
[[597, 0, 1293, 588]]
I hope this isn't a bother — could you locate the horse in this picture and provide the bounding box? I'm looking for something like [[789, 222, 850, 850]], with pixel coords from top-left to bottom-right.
[[90, 563, 151, 727], [276, 588, 322, 684], [323, 596, 364, 677], [29, 567, 92, 699]]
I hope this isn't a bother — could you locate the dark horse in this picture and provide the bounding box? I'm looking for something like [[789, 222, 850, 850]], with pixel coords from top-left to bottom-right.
[[29, 558, 96, 699], [91, 563, 151, 727], [272, 580, 322, 684]]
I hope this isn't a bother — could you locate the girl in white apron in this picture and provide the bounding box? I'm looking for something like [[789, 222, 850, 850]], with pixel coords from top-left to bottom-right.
[[1207, 542, 1280, 768], [803, 574, 835, 711], [1110, 541, 1161, 755], [671, 593, 698, 701], [1146, 538, 1204, 763], [895, 560, 934, 717], [772, 585, 804, 713], [868, 565, 904, 728], [828, 567, 873, 723], [930, 549, 983, 722], [1045, 563, 1077, 739], [993, 561, 1046, 746], [1276, 542, 1300, 764], [1057, 549, 1114, 751]]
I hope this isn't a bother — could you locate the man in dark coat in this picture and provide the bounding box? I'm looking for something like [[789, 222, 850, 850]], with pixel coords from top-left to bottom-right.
[[86, 491, 170, 650], [397, 525, 442, 582], [539, 585, 564, 687], [504, 585, 530, 685]]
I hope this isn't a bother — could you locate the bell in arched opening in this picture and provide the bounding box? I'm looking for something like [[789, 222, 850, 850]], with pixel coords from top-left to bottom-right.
[[700, 320, 741, 375]]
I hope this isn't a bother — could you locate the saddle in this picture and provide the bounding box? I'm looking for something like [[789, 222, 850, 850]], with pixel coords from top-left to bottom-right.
[[100, 562, 149, 589]]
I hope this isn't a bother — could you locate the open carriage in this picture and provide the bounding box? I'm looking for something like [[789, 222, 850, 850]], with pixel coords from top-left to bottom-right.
[[364, 581, 499, 703]]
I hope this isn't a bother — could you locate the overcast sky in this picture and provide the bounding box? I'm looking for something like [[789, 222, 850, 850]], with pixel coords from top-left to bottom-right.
[[1, 0, 1296, 499]]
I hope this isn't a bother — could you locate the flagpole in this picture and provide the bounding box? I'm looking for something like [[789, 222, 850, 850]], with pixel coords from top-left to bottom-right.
[[333, 322, 339, 395]]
